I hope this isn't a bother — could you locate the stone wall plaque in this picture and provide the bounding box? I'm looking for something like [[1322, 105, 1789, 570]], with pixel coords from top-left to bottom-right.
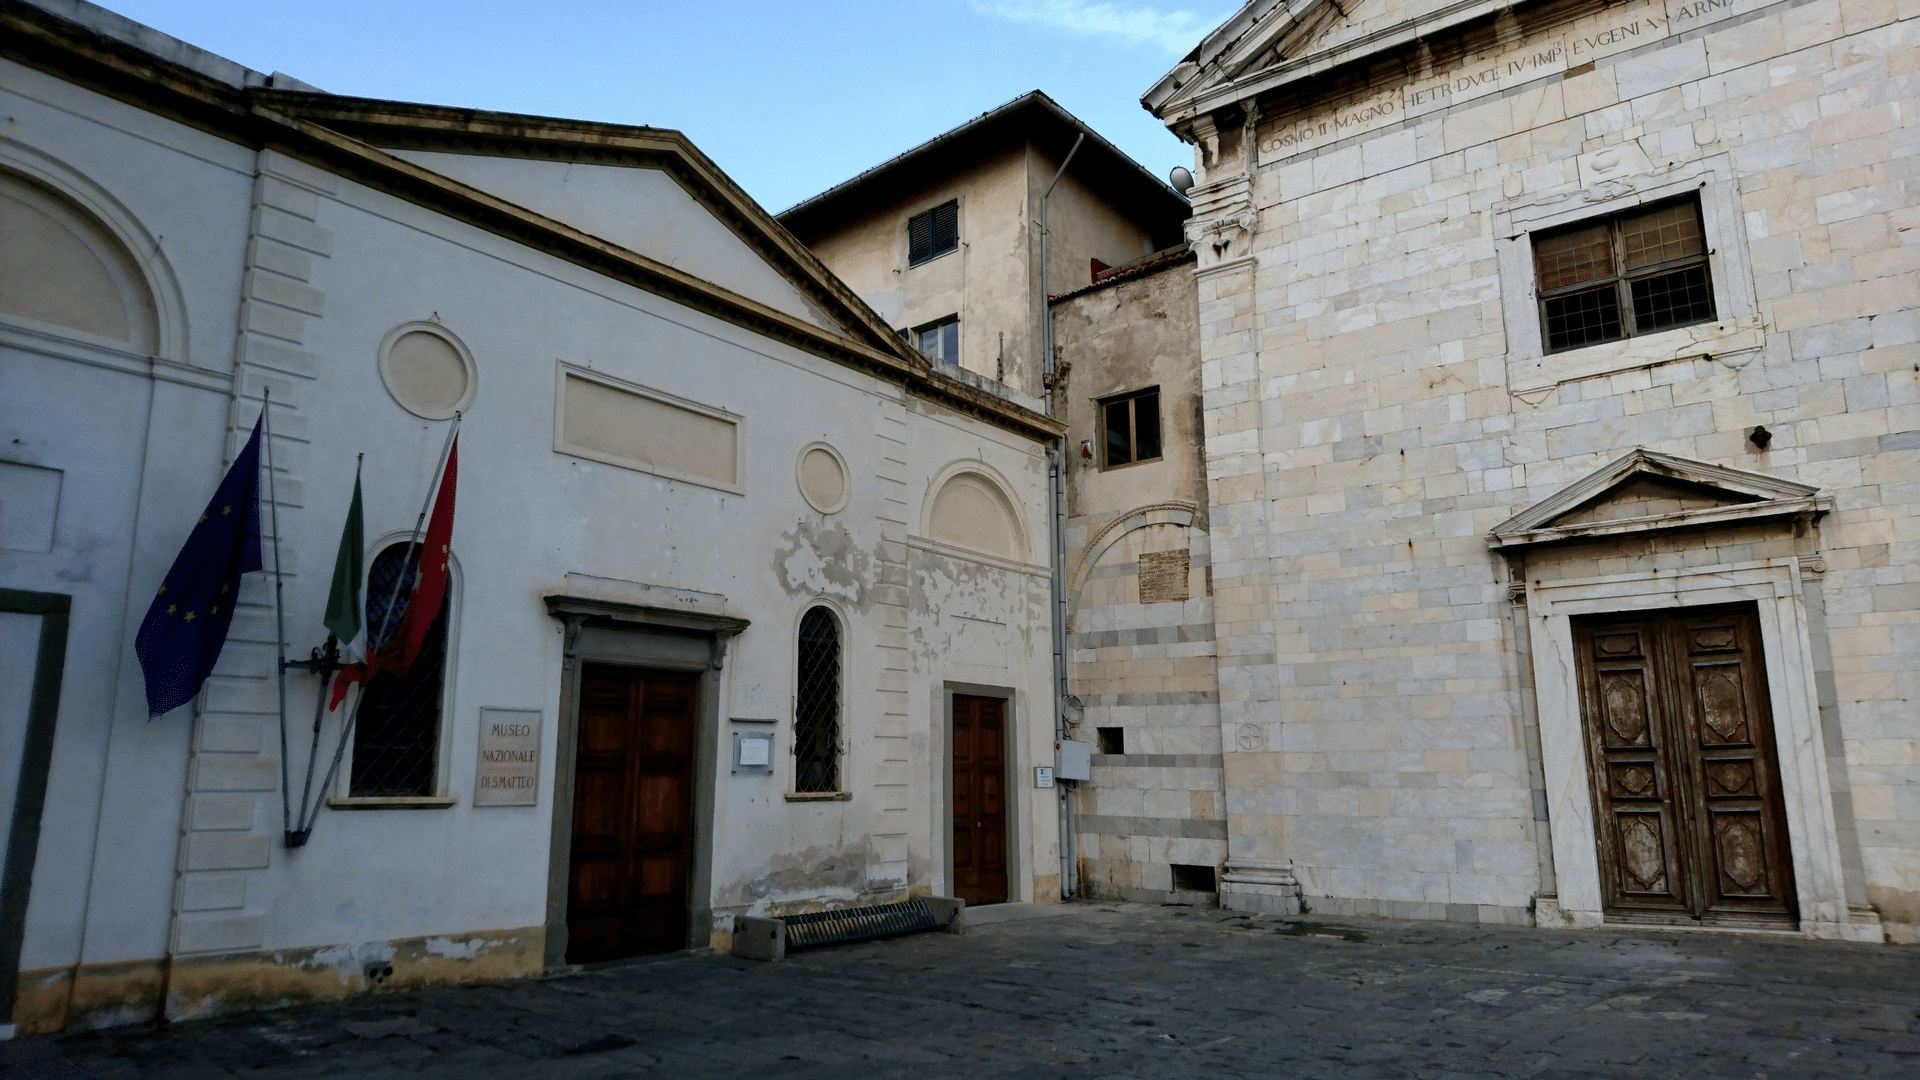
[[474, 707, 541, 806]]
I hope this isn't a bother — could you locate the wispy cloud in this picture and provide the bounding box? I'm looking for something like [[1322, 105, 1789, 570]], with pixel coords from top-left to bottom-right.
[[974, 1, 1223, 53]]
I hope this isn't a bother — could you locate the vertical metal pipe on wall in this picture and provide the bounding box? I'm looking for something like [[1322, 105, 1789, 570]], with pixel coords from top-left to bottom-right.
[[1040, 133, 1083, 900]]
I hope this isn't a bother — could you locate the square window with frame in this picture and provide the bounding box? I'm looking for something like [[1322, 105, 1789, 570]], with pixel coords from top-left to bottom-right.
[[908, 200, 959, 266], [1533, 195, 1716, 353], [1100, 387, 1162, 468], [913, 315, 959, 365]]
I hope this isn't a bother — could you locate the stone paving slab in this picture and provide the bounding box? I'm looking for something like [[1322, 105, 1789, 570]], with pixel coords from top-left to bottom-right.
[[4, 903, 1917, 1078]]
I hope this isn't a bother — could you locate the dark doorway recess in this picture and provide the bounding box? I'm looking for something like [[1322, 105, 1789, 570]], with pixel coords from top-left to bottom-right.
[[1171, 863, 1217, 893], [566, 664, 698, 962], [951, 694, 1008, 906], [0, 589, 69, 1027], [1573, 603, 1797, 927]]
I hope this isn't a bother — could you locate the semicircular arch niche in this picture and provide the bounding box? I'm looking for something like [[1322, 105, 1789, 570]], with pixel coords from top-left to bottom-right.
[[0, 168, 158, 353], [924, 467, 1028, 562], [378, 321, 478, 420]]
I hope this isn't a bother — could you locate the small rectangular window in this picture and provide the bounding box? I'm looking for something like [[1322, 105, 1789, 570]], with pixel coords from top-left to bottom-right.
[[1533, 195, 1715, 353], [1096, 727, 1125, 755], [908, 200, 959, 265], [914, 315, 960, 365], [1099, 387, 1162, 468]]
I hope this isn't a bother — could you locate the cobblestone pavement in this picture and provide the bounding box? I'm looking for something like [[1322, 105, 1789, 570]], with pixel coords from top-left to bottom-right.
[[5, 903, 1917, 1078]]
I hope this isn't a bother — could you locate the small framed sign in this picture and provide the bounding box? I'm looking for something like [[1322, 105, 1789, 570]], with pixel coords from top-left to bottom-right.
[[474, 708, 541, 806], [732, 718, 776, 776], [1035, 765, 1055, 789]]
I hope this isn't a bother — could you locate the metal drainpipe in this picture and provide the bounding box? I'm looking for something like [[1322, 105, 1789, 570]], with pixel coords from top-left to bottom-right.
[[1041, 133, 1083, 900]]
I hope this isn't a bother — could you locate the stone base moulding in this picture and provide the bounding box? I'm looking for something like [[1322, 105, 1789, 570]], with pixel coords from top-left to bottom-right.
[[1219, 860, 1302, 916], [9, 927, 543, 1035]]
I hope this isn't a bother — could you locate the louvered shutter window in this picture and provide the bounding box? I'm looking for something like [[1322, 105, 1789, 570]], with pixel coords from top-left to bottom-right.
[[908, 199, 959, 266], [931, 201, 958, 254]]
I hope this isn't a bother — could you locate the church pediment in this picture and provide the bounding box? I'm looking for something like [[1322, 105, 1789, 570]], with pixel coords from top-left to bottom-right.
[[1487, 449, 1829, 550], [1145, 0, 1515, 121]]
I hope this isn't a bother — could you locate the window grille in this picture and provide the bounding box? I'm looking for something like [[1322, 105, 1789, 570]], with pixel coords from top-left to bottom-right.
[[1100, 387, 1162, 468], [908, 200, 959, 265], [914, 316, 960, 365], [349, 543, 448, 797], [1534, 195, 1715, 353], [793, 606, 841, 793]]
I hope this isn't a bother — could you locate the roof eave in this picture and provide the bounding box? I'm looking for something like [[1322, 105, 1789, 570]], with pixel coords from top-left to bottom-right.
[[777, 90, 1188, 236]]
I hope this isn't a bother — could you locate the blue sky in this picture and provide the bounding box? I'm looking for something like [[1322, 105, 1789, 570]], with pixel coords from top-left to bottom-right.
[[107, 1, 1239, 213]]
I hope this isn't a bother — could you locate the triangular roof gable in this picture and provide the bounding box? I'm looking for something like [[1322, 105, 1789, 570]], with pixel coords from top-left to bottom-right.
[[1144, 0, 1516, 122], [257, 93, 912, 360], [1487, 449, 1829, 550]]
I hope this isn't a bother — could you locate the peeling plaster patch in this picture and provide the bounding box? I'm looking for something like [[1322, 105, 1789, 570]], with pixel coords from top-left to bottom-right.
[[906, 548, 1041, 666], [733, 843, 874, 909], [423, 936, 493, 961], [773, 519, 871, 609]]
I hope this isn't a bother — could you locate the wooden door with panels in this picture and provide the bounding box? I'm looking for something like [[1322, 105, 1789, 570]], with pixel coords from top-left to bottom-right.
[[1572, 603, 1797, 926], [566, 664, 698, 962], [951, 694, 1008, 906]]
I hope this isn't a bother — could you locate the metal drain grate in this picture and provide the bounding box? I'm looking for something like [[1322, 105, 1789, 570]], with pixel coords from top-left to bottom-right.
[[781, 899, 950, 950]]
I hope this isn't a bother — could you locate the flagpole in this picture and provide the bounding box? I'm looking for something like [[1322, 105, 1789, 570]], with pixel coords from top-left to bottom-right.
[[260, 388, 295, 847], [302, 414, 460, 837], [371, 415, 459, 650], [284, 453, 359, 847]]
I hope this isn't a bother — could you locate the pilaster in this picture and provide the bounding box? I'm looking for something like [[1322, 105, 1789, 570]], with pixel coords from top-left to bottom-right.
[[169, 150, 330, 987], [870, 400, 913, 890]]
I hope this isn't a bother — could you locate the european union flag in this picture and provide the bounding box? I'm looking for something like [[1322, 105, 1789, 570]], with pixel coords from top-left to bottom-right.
[[135, 416, 265, 718]]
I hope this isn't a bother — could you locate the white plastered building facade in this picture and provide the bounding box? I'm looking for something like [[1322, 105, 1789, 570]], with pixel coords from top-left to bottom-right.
[[1147, 0, 1916, 941], [0, 0, 1065, 1034]]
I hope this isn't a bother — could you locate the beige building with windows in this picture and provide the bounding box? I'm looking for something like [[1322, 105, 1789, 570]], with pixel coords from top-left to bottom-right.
[[1146, 0, 1918, 941], [777, 91, 1190, 405]]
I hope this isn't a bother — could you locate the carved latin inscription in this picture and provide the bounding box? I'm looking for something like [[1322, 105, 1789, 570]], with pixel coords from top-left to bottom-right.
[[1255, 0, 1767, 165], [475, 707, 541, 806]]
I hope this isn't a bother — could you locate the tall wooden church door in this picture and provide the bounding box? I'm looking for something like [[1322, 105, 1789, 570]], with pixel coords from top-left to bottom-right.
[[566, 664, 698, 962], [1573, 603, 1797, 926], [951, 694, 1008, 906]]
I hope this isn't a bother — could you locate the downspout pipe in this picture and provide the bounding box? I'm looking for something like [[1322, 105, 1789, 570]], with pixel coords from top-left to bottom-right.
[[1040, 133, 1083, 900]]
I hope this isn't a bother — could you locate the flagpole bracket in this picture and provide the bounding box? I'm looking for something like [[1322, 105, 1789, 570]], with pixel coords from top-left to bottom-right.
[[282, 640, 341, 676], [283, 828, 311, 848]]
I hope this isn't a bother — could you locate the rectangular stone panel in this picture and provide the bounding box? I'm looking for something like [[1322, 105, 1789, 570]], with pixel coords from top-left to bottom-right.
[[556, 368, 741, 493]]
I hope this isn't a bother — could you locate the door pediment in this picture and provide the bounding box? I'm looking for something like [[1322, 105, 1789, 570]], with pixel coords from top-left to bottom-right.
[[1487, 449, 1829, 551]]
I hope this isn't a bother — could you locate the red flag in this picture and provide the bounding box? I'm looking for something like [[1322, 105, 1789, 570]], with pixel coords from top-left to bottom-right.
[[331, 437, 458, 710]]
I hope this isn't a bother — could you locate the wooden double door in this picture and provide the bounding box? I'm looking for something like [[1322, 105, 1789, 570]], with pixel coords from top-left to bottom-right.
[[566, 664, 698, 962], [951, 694, 1008, 906], [1573, 603, 1797, 926]]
